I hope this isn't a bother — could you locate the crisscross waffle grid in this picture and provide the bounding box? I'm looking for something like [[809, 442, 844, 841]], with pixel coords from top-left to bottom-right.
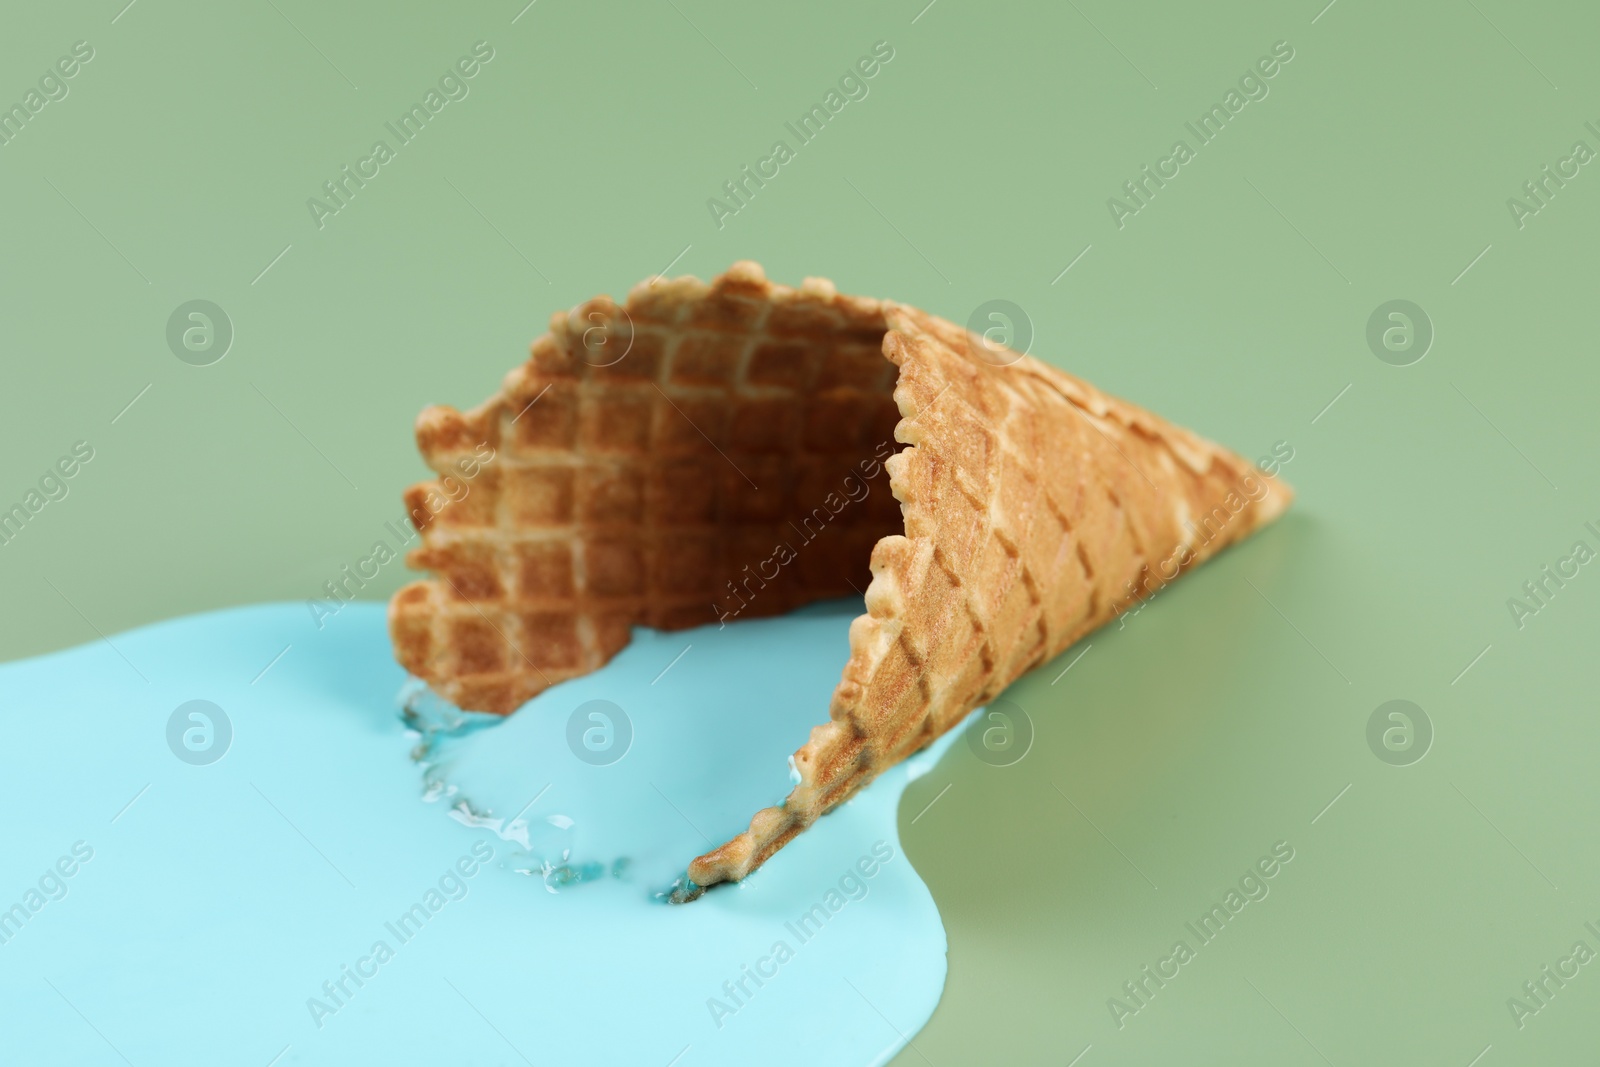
[[390, 264, 904, 717]]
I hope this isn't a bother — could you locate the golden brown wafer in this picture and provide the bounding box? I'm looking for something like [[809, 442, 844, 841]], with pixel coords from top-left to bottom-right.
[[388, 261, 1292, 897]]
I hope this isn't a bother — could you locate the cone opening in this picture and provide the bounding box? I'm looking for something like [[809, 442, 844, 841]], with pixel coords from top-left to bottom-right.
[[390, 270, 915, 718]]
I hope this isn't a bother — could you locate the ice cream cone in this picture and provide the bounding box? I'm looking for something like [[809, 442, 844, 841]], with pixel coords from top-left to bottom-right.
[[388, 261, 1292, 897]]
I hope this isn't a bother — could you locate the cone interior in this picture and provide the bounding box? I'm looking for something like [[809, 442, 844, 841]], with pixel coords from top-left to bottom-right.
[[389, 261, 1293, 896], [389, 265, 906, 719]]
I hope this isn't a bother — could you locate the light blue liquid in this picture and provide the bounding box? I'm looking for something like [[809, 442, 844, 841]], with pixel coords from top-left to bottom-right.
[[0, 600, 958, 1065]]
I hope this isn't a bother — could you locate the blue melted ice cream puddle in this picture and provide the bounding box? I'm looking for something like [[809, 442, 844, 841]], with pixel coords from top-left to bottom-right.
[[408, 598, 901, 902], [0, 600, 960, 1066]]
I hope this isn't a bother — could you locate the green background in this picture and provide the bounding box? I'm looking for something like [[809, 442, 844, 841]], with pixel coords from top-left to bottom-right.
[[3, 0, 1597, 1062]]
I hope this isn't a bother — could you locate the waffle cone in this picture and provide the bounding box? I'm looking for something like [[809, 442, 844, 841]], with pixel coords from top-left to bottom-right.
[[388, 262, 1292, 898]]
